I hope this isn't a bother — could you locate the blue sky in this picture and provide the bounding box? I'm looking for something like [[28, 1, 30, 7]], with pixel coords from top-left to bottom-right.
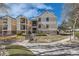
[[2, 3, 64, 25], [45, 3, 63, 25]]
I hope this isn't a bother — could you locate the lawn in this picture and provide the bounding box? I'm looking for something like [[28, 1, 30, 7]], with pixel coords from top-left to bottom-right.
[[33, 35, 68, 43], [7, 48, 33, 56], [0, 35, 25, 41], [5, 45, 34, 56], [75, 31, 79, 38], [61, 31, 79, 44]]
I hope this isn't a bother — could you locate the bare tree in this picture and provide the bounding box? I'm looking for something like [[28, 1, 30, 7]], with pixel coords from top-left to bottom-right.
[[62, 3, 79, 22], [70, 8, 79, 40], [61, 3, 79, 40]]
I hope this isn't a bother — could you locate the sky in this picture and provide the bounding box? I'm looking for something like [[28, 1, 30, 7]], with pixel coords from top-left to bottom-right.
[[1, 3, 64, 25]]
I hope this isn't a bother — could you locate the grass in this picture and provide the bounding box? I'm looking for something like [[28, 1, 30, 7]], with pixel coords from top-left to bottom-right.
[[0, 35, 16, 40], [62, 31, 79, 44], [0, 35, 25, 41], [8, 49, 33, 56], [63, 39, 79, 44], [5, 45, 34, 56], [16, 35, 25, 40], [34, 35, 68, 43], [0, 34, 68, 43], [36, 32, 47, 36], [75, 31, 79, 38]]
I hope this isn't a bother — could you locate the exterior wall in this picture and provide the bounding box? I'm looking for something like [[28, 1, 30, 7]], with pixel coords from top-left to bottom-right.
[[11, 19, 17, 34], [16, 16, 29, 35], [0, 16, 17, 35], [27, 20, 32, 31], [0, 11, 57, 36], [2, 16, 11, 35], [0, 16, 32, 36], [0, 19, 2, 35], [31, 20, 37, 33], [17, 17, 21, 32], [36, 11, 57, 34]]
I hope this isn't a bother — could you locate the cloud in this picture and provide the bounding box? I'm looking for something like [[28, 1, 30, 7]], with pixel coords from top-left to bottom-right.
[[24, 9, 41, 18], [8, 4, 28, 17], [3, 3, 53, 18], [31, 4, 53, 10]]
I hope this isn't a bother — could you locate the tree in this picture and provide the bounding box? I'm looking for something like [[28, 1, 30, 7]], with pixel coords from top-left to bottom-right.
[[69, 7, 79, 40], [61, 4, 79, 40]]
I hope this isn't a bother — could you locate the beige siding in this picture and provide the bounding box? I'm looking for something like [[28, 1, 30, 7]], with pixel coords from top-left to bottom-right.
[[37, 11, 57, 34], [11, 19, 17, 31], [16, 16, 30, 34]]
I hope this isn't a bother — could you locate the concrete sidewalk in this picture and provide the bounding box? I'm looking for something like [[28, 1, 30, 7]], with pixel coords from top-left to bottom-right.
[[11, 36, 76, 55]]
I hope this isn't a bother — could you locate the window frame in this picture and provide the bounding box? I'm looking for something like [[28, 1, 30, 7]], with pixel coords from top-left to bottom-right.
[[46, 17, 49, 22], [38, 24, 41, 28], [46, 24, 49, 28], [38, 18, 41, 22]]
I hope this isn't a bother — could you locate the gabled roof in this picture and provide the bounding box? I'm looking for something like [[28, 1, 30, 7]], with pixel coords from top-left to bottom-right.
[[39, 10, 56, 17], [31, 10, 56, 21], [1, 15, 16, 20], [16, 15, 29, 20]]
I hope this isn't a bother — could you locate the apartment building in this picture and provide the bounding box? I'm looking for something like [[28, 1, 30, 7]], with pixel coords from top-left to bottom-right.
[[17, 16, 32, 35], [32, 19, 37, 33], [0, 11, 57, 36], [0, 18, 3, 35], [0, 16, 16, 36], [32, 11, 57, 34]]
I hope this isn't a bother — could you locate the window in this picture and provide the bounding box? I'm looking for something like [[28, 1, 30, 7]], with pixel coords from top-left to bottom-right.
[[3, 31, 7, 35], [32, 21, 37, 26], [3, 18, 8, 23], [20, 18, 25, 23], [46, 17, 49, 22], [32, 28, 37, 33], [33, 28, 36, 30], [46, 24, 49, 28], [3, 25, 8, 30], [38, 18, 41, 22], [21, 25, 26, 30], [3, 18, 7, 20], [38, 24, 41, 28]]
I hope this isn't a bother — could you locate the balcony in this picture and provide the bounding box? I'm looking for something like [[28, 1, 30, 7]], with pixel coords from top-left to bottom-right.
[[32, 21, 37, 26], [3, 27, 8, 30], [20, 25, 27, 30], [2, 24, 8, 30], [3, 20, 7, 23], [3, 18, 8, 23], [20, 18, 26, 24], [32, 24, 37, 26]]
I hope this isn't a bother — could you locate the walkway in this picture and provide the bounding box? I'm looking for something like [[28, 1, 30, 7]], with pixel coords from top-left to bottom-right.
[[12, 36, 71, 46], [12, 36, 75, 55]]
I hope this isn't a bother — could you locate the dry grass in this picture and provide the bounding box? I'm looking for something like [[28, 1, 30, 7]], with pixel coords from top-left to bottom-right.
[[6, 45, 34, 56], [0, 35, 25, 40], [34, 35, 68, 43], [65, 39, 79, 44]]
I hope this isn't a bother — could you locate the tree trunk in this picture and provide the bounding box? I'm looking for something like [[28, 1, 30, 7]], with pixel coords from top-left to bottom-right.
[[72, 16, 78, 40]]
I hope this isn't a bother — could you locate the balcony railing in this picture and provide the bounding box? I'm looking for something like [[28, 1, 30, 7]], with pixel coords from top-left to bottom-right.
[[32, 24, 37, 26], [3, 25, 8, 30]]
